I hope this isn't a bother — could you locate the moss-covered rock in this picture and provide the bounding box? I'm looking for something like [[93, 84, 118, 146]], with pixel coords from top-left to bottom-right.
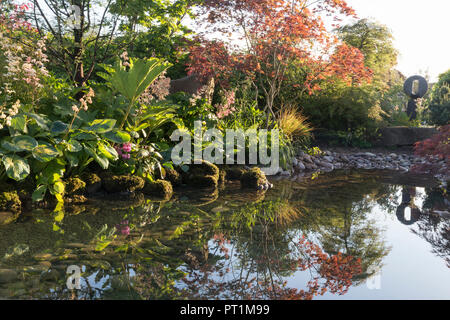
[[225, 166, 246, 180], [185, 160, 220, 189], [0, 211, 19, 226], [102, 175, 145, 193], [64, 177, 86, 195], [240, 168, 269, 190], [65, 195, 88, 204], [143, 180, 173, 200], [189, 160, 220, 180], [165, 167, 183, 187], [0, 190, 21, 213], [83, 173, 102, 194]]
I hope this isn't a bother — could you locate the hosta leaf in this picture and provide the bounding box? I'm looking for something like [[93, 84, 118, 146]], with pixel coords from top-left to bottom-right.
[[95, 154, 109, 169], [10, 114, 27, 132], [50, 121, 69, 135], [1, 140, 23, 152], [32, 185, 47, 202], [51, 181, 65, 195], [11, 135, 38, 151], [71, 131, 98, 141], [65, 152, 79, 167], [102, 130, 131, 143], [84, 119, 117, 134], [98, 143, 118, 161], [42, 159, 66, 184], [32, 142, 60, 162], [2, 155, 30, 181], [84, 144, 109, 169], [26, 113, 50, 130], [66, 139, 83, 153]]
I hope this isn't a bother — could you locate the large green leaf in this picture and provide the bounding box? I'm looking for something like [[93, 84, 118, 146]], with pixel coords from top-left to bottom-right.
[[84, 144, 109, 169], [84, 119, 117, 134], [1, 140, 22, 152], [32, 185, 47, 202], [50, 121, 69, 135], [2, 155, 30, 181], [102, 130, 131, 143], [39, 159, 66, 185], [51, 181, 65, 195], [26, 113, 51, 130], [99, 58, 171, 102], [98, 143, 119, 161], [32, 142, 60, 162], [64, 151, 79, 167], [66, 139, 83, 153], [71, 131, 98, 141], [12, 135, 39, 151], [10, 114, 27, 132]]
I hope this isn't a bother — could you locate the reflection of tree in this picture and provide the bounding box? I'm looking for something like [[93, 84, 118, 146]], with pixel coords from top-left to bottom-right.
[[293, 172, 393, 283], [1, 171, 422, 300], [177, 200, 362, 300], [412, 188, 450, 268]]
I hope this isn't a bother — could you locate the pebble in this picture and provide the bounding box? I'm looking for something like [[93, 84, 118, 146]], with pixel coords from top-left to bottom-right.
[[0, 269, 18, 284]]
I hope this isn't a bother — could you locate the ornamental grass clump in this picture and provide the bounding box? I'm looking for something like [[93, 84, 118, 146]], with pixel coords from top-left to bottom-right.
[[278, 106, 312, 141]]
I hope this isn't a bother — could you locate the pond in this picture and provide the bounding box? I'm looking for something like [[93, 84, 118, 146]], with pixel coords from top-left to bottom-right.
[[0, 170, 449, 300]]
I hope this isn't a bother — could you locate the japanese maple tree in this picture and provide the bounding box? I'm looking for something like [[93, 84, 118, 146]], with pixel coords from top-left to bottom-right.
[[414, 125, 450, 163], [188, 0, 372, 126]]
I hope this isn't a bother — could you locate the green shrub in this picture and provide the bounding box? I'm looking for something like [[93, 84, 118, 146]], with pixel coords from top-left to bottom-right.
[[425, 70, 450, 126]]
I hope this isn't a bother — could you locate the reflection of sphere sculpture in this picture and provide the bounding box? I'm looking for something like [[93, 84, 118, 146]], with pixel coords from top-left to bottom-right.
[[403, 75, 428, 121], [396, 204, 422, 225]]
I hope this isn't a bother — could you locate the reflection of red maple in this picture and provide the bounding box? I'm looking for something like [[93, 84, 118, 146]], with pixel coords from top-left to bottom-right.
[[181, 234, 362, 300]]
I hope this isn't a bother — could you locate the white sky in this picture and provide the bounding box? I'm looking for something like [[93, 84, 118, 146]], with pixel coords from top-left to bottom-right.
[[345, 0, 450, 82]]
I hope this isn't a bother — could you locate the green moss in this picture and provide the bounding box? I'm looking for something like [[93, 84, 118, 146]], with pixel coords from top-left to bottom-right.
[[190, 160, 220, 180], [0, 191, 21, 213], [186, 160, 220, 189], [240, 168, 268, 189], [102, 175, 145, 193], [143, 180, 173, 200], [64, 177, 86, 195], [165, 168, 182, 187]]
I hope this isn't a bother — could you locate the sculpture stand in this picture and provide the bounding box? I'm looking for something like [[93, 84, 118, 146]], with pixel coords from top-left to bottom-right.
[[406, 99, 418, 121]]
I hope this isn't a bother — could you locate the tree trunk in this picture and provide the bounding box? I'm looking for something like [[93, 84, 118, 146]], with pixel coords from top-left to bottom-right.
[[73, 0, 85, 93]]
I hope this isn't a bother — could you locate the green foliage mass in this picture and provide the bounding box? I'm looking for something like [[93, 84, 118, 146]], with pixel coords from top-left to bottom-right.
[[425, 69, 450, 126]]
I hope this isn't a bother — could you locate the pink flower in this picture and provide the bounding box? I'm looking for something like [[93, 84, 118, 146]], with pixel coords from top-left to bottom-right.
[[116, 220, 130, 236], [215, 90, 236, 119]]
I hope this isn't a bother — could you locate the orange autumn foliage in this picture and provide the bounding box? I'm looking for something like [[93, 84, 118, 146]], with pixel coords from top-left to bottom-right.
[[188, 0, 372, 97]]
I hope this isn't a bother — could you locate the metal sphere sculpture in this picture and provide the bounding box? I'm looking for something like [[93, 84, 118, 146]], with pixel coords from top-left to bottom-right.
[[403, 75, 428, 120]]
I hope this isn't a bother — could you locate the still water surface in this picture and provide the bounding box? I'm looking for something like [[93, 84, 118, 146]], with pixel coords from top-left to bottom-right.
[[0, 170, 449, 300]]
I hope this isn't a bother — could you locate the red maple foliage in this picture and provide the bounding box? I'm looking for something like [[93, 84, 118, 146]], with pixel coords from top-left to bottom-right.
[[414, 125, 450, 162], [0, 1, 34, 31], [188, 0, 372, 123]]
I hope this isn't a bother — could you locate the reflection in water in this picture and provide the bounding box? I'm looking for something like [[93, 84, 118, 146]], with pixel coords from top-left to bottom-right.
[[396, 187, 422, 225], [0, 171, 448, 300], [411, 187, 450, 268]]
